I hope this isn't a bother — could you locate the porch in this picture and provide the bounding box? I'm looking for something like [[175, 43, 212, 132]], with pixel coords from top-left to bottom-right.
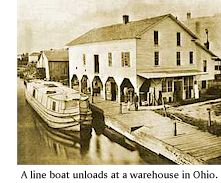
[[137, 70, 205, 106]]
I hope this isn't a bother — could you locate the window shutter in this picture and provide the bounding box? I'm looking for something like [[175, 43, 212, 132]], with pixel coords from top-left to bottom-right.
[[127, 52, 130, 67], [121, 52, 124, 67]]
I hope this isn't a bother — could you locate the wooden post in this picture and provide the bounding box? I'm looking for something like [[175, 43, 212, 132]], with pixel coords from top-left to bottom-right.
[[174, 122, 177, 136], [162, 97, 167, 117], [119, 102, 122, 114], [207, 108, 211, 126], [92, 93, 94, 103]]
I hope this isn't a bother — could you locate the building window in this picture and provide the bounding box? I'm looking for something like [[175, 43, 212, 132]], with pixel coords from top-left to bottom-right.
[[33, 89, 36, 98], [168, 80, 173, 92], [94, 55, 99, 73], [215, 65, 219, 70], [162, 80, 167, 92], [83, 54, 86, 65], [177, 32, 181, 46], [203, 60, 207, 72], [176, 52, 181, 66], [108, 53, 112, 67], [189, 51, 193, 64], [154, 31, 158, 45], [121, 52, 130, 67], [154, 51, 159, 66], [52, 101, 56, 111], [202, 80, 206, 89]]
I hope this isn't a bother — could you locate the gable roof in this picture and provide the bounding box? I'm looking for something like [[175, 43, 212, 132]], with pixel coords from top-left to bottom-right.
[[43, 49, 69, 62], [67, 14, 198, 46], [30, 52, 40, 56]]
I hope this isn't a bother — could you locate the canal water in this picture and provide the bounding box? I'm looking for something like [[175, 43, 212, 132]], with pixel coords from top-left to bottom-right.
[[17, 77, 173, 165]]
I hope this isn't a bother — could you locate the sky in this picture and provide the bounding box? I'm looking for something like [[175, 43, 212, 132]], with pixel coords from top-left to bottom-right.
[[17, 0, 221, 54]]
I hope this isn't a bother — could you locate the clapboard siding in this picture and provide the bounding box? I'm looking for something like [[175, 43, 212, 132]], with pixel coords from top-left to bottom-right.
[[136, 17, 198, 71]]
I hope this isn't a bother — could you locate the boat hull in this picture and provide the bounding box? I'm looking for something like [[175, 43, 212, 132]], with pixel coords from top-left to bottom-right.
[[25, 91, 92, 131]]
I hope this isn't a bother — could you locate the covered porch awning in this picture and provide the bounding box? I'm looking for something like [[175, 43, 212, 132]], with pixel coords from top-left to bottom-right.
[[137, 70, 206, 79]]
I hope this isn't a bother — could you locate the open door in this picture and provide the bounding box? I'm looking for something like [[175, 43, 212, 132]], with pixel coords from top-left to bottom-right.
[[111, 82, 116, 101], [174, 81, 182, 102]]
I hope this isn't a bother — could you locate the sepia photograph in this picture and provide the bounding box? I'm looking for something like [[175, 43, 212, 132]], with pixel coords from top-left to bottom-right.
[[17, 0, 221, 165]]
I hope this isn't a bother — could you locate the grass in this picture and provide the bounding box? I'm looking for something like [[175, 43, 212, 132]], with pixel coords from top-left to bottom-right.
[[212, 103, 221, 116], [155, 109, 221, 136], [170, 95, 221, 107]]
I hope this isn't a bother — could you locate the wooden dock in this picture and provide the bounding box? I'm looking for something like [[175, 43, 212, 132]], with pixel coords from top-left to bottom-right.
[[91, 98, 221, 164]]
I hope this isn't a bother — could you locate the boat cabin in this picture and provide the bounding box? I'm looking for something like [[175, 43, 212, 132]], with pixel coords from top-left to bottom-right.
[[26, 80, 89, 115]]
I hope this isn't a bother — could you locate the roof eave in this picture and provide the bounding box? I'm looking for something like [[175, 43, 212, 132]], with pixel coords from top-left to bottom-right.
[[195, 42, 217, 57], [168, 14, 198, 39], [67, 37, 138, 47]]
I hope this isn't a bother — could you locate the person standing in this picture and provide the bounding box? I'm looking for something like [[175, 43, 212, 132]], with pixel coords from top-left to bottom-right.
[[123, 87, 128, 103], [133, 92, 139, 111]]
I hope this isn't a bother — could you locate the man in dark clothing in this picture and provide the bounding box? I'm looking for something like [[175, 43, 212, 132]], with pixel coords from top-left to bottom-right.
[[133, 93, 139, 111]]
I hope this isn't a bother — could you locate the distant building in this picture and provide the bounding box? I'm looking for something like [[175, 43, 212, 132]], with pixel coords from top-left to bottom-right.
[[17, 53, 28, 66], [67, 14, 218, 105], [184, 13, 221, 82], [28, 52, 40, 63], [37, 49, 69, 82], [17, 54, 22, 61]]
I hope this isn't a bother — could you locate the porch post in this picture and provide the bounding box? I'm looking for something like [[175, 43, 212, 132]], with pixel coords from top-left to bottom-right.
[[101, 78, 106, 100], [182, 77, 185, 100], [194, 80, 199, 99], [118, 85, 121, 103], [79, 76, 82, 92]]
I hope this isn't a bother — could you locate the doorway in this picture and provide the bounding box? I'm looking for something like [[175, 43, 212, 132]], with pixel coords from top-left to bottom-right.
[[81, 75, 89, 94], [174, 81, 183, 102], [92, 76, 103, 96], [120, 78, 134, 102], [71, 74, 79, 91], [105, 77, 118, 101]]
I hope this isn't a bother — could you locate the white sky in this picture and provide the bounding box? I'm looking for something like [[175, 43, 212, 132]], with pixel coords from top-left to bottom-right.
[[17, 0, 221, 53]]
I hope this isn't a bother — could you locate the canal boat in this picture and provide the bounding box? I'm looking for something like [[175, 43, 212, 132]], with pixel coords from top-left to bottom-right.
[[25, 79, 92, 131]]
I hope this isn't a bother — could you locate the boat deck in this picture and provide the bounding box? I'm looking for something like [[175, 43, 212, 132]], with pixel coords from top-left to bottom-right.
[[27, 80, 88, 101]]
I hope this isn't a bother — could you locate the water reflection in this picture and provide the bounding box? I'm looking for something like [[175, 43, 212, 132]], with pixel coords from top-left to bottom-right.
[[31, 110, 143, 164]]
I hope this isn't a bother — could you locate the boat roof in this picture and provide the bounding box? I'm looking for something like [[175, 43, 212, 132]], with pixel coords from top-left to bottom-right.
[[28, 80, 88, 101]]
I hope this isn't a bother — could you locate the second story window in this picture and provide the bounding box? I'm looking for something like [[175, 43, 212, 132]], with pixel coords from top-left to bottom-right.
[[83, 54, 86, 65], [203, 60, 207, 72], [154, 51, 159, 66], [176, 52, 181, 66], [189, 51, 193, 64], [121, 52, 130, 67], [177, 32, 181, 46], [108, 53, 112, 67], [154, 31, 158, 45]]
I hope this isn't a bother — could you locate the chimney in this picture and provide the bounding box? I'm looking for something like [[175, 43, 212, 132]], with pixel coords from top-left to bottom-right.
[[123, 15, 129, 24], [187, 12, 191, 19], [204, 29, 209, 49]]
